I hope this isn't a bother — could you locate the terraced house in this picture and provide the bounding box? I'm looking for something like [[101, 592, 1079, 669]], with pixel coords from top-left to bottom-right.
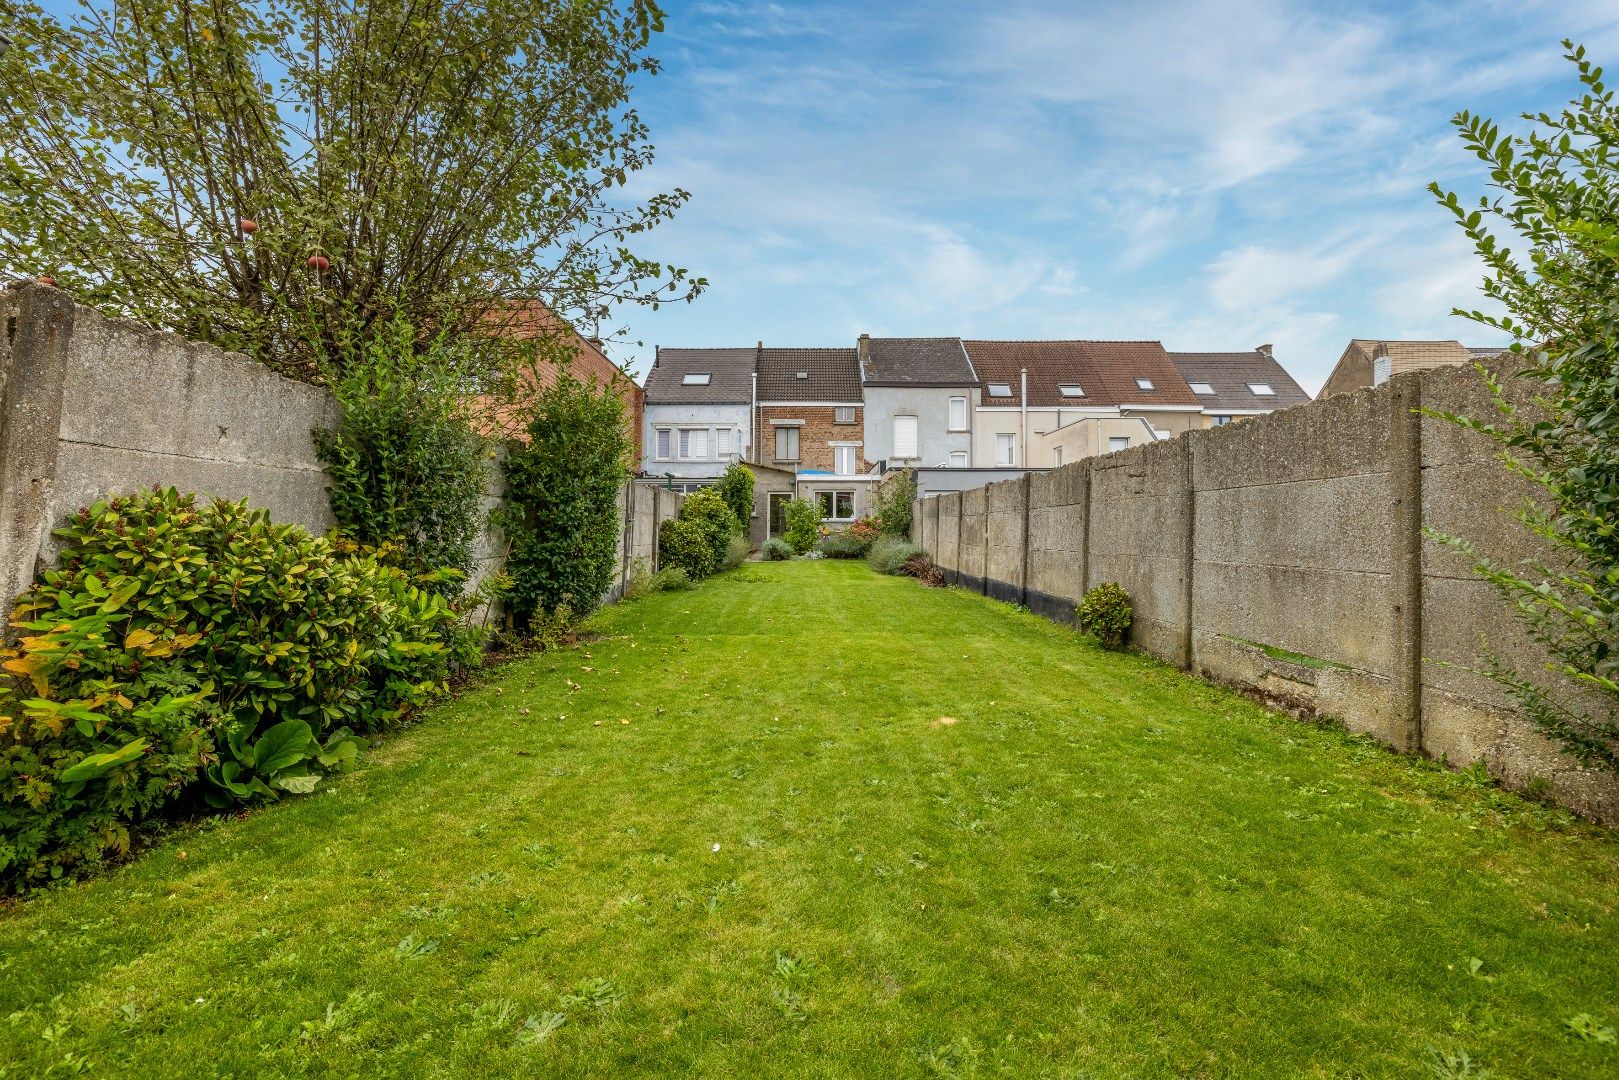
[[641, 346, 755, 492], [754, 345, 877, 526]]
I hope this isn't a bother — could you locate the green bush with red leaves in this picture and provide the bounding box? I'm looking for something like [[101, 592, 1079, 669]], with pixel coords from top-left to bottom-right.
[[1, 488, 468, 891]]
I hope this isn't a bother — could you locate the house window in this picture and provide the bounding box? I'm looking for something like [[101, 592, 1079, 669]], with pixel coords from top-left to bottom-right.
[[1053, 446, 1064, 466], [995, 432, 1015, 466], [1248, 383, 1275, 396], [655, 428, 672, 459], [1211, 415, 1233, 426], [948, 396, 967, 430], [817, 490, 855, 521], [795, 371, 809, 380], [681, 373, 711, 385], [1109, 436, 1130, 452], [834, 445, 857, 474], [716, 429, 732, 456], [893, 415, 919, 458], [1135, 378, 1155, 391], [949, 451, 968, 468], [834, 406, 856, 424], [679, 428, 708, 459], [987, 383, 1012, 398], [774, 425, 799, 461], [1058, 384, 1084, 398], [1189, 382, 1215, 395]]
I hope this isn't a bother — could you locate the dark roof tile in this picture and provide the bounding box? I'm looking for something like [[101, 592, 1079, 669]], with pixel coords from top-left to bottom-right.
[[757, 347, 861, 402], [1169, 351, 1312, 412], [962, 340, 1197, 407], [861, 337, 977, 385], [644, 347, 755, 404]]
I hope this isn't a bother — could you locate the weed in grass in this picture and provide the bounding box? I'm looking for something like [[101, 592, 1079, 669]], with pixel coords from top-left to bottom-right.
[[393, 935, 439, 959], [516, 1011, 566, 1046], [1564, 1014, 1617, 1044], [558, 978, 620, 1011], [1426, 1046, 1493, 1078]]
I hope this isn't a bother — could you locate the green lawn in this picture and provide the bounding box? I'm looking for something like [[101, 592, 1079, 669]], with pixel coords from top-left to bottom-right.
[[3, 560, 1617, 1078]]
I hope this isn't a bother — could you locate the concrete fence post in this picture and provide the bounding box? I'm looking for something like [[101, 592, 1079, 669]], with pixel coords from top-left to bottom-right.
[[1179, 438, 1196, 671], [981, 490, 991, 596], [1018, 472, 1032, 607], [1079, 459, 1095, 596], [0, 286, 73, 626], [1389, 375, 1424, 753]]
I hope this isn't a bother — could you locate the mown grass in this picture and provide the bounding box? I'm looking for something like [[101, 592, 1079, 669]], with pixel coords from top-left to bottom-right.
[[2, 559, 1616, 1078]]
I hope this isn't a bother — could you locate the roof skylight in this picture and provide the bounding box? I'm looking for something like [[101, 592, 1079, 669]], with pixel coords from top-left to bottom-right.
[[682, 373, 711, 386]]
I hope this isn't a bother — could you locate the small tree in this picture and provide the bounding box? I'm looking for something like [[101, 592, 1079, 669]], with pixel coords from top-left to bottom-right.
[[0, 0, 702, 380], [714, 463, 755, 537], [783, 499, 822, 555], [498, 375, 629, 628], [313, 317, 486, 592], [874, 468, 918, 537], [1429, 40, 1619, 771]]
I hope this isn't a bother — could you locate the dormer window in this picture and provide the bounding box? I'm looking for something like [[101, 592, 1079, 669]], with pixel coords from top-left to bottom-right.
[[682, 373, 711, 386], [1135, 378, 1155, 391], [1189, 382, 1215, 395], [987, 383, 1012, 398], [1248, 383, 1275, 396], [1058, 384, 1085, 398]]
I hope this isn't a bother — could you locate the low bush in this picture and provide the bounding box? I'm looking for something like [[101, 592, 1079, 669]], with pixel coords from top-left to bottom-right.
[[817, 532, 868, 559], [902, 553, 946, 586], [868, 536, 926, 575], [1077, 582, 1133, 650], [650, 567, 693, 591], [783, 499, 822, 554], [1, 489, 460, 891], [721, 534, 750, 572], [658, 517, 715, 579], [762, 538, 793, 561]]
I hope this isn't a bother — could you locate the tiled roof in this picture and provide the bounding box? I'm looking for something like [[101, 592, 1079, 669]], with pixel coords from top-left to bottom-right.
[[1467, 345, 1508, 361], [644, 347, 755, 404], [961, 340, 1198, 408], [757, 347, 862, 402], [1169, 351, 1311, 412], [861, 337, 978, 385]]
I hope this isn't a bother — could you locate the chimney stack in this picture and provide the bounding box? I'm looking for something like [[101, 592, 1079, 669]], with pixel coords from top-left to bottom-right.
[[1256, 343, 1273, 357], [857, 333, 870, 362]]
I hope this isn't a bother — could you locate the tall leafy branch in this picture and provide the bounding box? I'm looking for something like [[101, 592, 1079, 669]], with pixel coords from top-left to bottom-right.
[[1429, 41, 1619, 770]]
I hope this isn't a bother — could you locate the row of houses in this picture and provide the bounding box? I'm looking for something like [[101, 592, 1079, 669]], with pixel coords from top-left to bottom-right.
[[637, 335, 1310, 537]]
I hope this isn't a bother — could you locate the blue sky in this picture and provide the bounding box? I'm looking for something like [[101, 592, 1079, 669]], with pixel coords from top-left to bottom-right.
[[609, 0, 1619, 391]]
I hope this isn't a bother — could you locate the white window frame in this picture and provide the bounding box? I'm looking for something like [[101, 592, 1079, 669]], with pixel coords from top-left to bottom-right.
[[834, 406, 856, 424], [893, 415, 919, 459], [1248, 383, 1275, 396], [1053, 446, 1064, 466], [949, 451, 968, 468], [1212, 415, 1233, 426], [655, 428, 672, 460], [681, 372, 712, 386], [1109, 435, 1131, 452], [948, 396, 967, 430], [716, 428, 732, 456], [1135, 378, 1155, 391], [679, 428, 709, 460], [1058, 385, 1085, 398], [1189, 382, 1215, 395], [834, 445, 857, 475], [995, 432, 1015, 466], [817, 489, 856, 522], [987, 383, 1013, 398]]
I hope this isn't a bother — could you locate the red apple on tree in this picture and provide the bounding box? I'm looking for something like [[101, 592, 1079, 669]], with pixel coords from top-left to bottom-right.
[[307, 254, 329, 272], [239, 218, 258, 234]]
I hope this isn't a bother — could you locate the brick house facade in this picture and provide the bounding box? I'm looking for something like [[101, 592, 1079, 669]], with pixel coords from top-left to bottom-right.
[[757, 404, 868, 473]]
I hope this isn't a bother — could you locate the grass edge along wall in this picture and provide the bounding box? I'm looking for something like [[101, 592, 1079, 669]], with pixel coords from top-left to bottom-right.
[[912, 358, 1619, 823]]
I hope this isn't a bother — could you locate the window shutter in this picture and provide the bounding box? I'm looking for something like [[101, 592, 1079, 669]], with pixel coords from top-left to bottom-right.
[[656, 429, 671, 458], [689, 429, 708, 459], [893, 416, 918, 458]]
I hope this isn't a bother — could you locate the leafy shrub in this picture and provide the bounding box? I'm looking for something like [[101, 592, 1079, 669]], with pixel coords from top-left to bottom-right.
[[1, 489, 459, 890], [313, 318, 488, 593], [650, 567, 693, 591], [498, 374, 630, 629], [762, 538, 793, 561], [714, 463, 755, 532], [817, 532, 868, 559], [783, 499, 822, 554], [868, 536, 926, 575], [680, 488, 742, 569], [1077, 583, 1132, 650], [659, 517, 716, 579], [721, 535, 751, 572], [874, 469, 917, 536]]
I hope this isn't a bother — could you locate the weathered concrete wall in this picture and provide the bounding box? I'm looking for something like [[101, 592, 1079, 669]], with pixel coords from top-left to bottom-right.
[[914, 359, 1619, 821], [1, 286, 665, 627]]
